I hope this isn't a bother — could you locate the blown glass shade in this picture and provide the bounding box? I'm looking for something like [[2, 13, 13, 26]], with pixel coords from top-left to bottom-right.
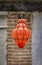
[[12, 19, 31, 48]]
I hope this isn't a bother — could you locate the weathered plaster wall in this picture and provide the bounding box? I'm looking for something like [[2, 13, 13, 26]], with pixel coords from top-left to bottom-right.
[[32, 12, 42, 65], [0, 12, 8, 65]]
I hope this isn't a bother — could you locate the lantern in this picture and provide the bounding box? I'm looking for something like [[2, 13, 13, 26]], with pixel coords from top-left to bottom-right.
[[12, 19, 31, 48]]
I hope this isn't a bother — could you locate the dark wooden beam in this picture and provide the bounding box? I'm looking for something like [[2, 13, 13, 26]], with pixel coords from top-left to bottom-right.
[[0, 0, 42, 2], [0, 1, 42, 11]]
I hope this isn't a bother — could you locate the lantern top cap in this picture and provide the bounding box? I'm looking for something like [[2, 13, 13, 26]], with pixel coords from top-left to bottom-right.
[[18, 19, 26, 23]]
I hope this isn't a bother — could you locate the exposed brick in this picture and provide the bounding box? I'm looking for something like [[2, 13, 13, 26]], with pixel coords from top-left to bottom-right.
[[7, 12, 32, 65]]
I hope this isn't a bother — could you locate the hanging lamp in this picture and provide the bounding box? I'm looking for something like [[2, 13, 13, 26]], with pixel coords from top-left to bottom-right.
[[12, 15, 31, 48]]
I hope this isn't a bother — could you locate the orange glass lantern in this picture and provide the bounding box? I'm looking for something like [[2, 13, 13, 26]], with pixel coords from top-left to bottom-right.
[[12, 19, 31, 48]]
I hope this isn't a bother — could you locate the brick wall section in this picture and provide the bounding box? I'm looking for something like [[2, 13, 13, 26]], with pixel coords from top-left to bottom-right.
[[7, 12, 32, 65]]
